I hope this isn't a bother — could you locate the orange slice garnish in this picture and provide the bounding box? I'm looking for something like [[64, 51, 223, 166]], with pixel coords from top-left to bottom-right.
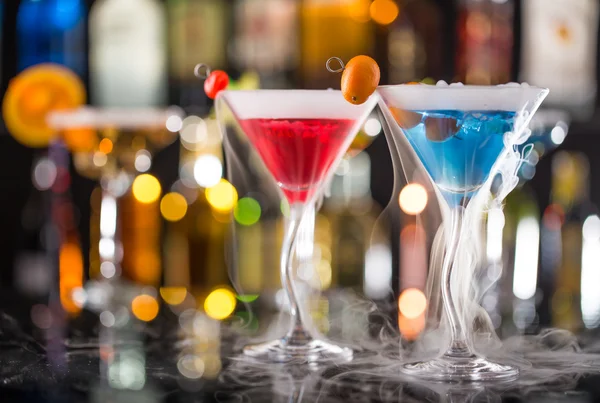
[[3, 64, 85, 148]]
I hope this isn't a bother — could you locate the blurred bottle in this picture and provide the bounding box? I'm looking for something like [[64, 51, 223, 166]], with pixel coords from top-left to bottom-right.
[[520, 0, 599, 120], [15, 0, 87, 302], [90, 0, 167, 107], [497, 184, 540, 336], [456, 0, 514, 85], [16, 0, 87, 77], [301, 0, 375, 88], [120, 193, 162, 287], [388, 0, 443, 84], [163, 117, 233, 315], [320, 151, 391, 341], [167, 0, 230, 112], [548, 152, 595, 332], [323, 152, 390, 295], [231, 0, 299, 88]]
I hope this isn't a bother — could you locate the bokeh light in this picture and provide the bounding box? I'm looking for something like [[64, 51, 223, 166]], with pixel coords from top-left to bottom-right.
[[398, 288, 427, 319], [204, 288, 236, 320], [132, 174, 161, 204], [193, 154, 223, 188], [201, 353, 223, 379], [99, 138, 113, 154], [33, 158, 57, 191], [364, 117, 382, 137], [399, 183, 428, 215], [99, 238, 116, 260], [134, 150, 152, 172], [583, 215, 600, 240], [171, 179, 199, 204], [59, 242, 84, 315], [160, 192, 188, 222], [63, 127, 97, 153], [100, 261, 116, 278], [206, 179, 238, 213], [31, 304, 52, 329], [166, 115, 183, 133], [398, 312, 426, 341], [93, 151, 107, 167], [160, 287, 188, 305], [234, 197, 261, 226], [100, 311, 115, 327], [131, 294, 159, 322], [370, 0, 399, 25], [551, 125, 567, 145], [180, 116, 208, 144], [177, 355, 205, 379]]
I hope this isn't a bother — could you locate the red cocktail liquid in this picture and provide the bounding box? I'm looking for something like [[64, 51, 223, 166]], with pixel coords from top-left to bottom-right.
[[240, 118, 356, 203]]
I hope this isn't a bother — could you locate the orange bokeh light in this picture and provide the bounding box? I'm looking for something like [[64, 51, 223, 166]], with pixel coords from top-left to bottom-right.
[[370, 0, 399, 25], [131, 294, 159, 322], [399, 183, 428, 215], [398, 312, 426, 341], [62, 127, 98, 152], [398, 288, 427, 319], [59, 241, 84, 315], [98, 138, 113, 154]]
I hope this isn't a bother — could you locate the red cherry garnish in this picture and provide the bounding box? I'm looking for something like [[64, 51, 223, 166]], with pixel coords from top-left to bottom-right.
[[204, 70, 229, 100]]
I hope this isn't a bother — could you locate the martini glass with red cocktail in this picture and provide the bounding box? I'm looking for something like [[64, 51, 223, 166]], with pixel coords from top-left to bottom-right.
[[216, 90, 377, 363]]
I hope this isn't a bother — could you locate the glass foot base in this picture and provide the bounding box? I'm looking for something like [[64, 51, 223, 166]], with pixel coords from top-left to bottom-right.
[[243, 339, 353, 364], [402, 354, 518, 382]]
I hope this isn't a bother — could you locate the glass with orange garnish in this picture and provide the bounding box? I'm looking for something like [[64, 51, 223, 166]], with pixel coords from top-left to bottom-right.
[[4, 63, 181, 292], [47, 107, 181, 286]]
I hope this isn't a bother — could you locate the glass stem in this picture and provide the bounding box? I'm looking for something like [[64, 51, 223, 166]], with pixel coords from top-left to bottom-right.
[[442, 206, 473, 357], [282, 203, 316, 346], [100, 190, 120, 272]]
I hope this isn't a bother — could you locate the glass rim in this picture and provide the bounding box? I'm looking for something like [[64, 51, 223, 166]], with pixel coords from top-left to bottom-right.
[[376, 83, 549, 92], [47, 106, 183, 130]]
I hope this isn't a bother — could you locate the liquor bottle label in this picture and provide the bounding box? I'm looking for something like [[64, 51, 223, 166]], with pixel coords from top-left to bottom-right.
[[91, 1, 167, 107], [521, 0, 599, 113], [231, 0, 299, 72], [170, 0, 227, 80]]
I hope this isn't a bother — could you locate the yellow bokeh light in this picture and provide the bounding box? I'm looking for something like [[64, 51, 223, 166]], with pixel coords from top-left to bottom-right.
[[205, 179, 238, 213], [370, 0, 399, 25], [132, 174, 162, 204], [204, 288, 236, 320], [99, 138, 113, 154], [398, 288, 427, 319], [131, 294, 159, 322], [160, 192, 188, 222], [160, 287, 187, 305], [399, 183, 428, 215]]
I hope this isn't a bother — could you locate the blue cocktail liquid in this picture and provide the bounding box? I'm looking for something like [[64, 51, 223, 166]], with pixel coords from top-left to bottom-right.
[[401, 110, 515, 205]]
